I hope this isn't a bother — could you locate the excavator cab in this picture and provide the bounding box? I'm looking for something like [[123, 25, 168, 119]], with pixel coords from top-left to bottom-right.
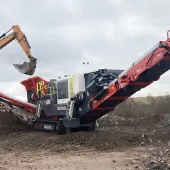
[[0, 25, 37, 75]]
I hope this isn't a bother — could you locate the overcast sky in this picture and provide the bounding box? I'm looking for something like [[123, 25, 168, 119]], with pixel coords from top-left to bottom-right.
[[1, 0, 170, 101]]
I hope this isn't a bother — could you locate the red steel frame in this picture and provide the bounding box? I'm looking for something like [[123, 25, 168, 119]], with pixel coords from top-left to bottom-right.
[[20, 76, 49, 95], [0, 91, 36, 113]]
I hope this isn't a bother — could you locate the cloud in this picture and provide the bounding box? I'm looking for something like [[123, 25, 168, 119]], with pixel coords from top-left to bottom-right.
[[1, 0, 170, 100], [0, 81, 27, 101]]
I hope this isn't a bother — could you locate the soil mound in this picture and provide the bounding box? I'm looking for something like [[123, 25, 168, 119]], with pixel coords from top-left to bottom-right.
[[0, 102, 32, 134]]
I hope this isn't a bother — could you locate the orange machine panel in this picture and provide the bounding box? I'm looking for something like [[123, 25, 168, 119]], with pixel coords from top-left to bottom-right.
[[20, 76, 49, 96]]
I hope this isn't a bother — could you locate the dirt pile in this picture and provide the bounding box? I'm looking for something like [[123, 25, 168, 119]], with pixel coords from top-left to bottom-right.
[[0, 102, 33, 134], [98, 114, 136, 126], [0, 127, 148, 153], [142, 143, 170, 169], [98, 112, 167, 127], [1, 125, 170, 154]]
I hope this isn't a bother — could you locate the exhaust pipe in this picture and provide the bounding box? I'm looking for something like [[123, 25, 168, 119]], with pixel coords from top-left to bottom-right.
[[13, 58, 37, 75]]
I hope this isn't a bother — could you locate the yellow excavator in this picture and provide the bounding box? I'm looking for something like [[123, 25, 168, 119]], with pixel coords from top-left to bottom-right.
[[0, 25, 37, 75]]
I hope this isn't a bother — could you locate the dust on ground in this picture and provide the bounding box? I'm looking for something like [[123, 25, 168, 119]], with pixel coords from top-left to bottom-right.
[[1, 102, 170, 170]]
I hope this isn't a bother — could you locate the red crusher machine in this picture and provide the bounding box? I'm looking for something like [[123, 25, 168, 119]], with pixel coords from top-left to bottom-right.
[[1, 31, 170, 134]]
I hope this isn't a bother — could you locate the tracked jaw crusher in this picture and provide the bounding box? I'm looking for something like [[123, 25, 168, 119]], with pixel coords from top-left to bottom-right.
[[17, 30, 170, 134], [1, 30, 170, 134]]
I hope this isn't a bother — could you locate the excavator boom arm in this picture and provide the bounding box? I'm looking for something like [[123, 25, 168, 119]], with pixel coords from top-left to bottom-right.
[[0, 25, 37, 75], [0, 33, 15, 49], [12, 25, 33, 59]]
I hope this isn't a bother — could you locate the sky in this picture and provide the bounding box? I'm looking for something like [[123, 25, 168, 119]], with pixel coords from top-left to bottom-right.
[[1, 0, 170, 101]]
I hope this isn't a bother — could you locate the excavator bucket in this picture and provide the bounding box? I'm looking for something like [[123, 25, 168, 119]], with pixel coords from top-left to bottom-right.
[[13, 58, 37, 75]]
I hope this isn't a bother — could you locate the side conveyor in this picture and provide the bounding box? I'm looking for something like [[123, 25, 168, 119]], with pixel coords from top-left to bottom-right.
[[0, 91, 36, 113]]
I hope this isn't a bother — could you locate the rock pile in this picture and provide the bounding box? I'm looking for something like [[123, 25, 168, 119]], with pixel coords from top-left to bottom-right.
[[0, 102, 12, 112], [143, 143, 170, 169], [98, 113, 166, 127], [0, 102, 34, 124], [0, 102, 33, 134]]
